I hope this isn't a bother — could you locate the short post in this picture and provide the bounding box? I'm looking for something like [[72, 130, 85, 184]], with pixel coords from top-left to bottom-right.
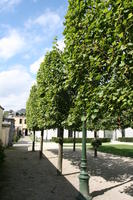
[[77, 118, 91, 200]]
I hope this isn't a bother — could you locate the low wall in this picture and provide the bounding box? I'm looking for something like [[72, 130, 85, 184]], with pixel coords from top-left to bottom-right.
[[1, 122, 10, 147]]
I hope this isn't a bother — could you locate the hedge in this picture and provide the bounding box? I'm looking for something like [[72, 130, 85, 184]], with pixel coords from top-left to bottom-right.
[[51, 137, 111, 143], [118, 137, 133, 142]]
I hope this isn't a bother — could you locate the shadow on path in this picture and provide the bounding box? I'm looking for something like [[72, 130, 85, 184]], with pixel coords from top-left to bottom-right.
[[0, 139, 86, 200], [49, 148, 133, 197], [91, 178, 133, 198]]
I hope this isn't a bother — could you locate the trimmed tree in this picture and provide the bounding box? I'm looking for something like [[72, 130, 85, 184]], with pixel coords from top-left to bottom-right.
[[26, 84, 39, 152], [37, 43, 71, 174]]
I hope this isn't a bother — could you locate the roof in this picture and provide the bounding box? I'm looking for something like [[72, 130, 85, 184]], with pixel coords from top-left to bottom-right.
[[0, 105, 4, 110]]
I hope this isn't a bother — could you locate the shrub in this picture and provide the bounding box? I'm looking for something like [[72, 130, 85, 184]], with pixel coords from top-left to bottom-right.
[[13, 134, 20, 143], [51, 137, 111, 143], [0, 140, 5, 164], [100, 138, 111, 143], [91, 139, 102, 148], [118, 137, 133, 142]]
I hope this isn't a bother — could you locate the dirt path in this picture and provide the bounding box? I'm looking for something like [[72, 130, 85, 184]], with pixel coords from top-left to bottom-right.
[[1, 137, 133, 200]]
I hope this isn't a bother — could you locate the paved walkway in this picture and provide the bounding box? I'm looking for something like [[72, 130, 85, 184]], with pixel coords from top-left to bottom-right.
[[0, 137, 133, 200], [0, 137, 79, 200]]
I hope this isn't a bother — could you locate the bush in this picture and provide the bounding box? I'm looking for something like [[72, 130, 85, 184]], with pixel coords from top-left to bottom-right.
[[51, 137, 111, 143], [100, 138, 111, 143], [118, 137, 133, 142], [0, 140, 5, 164], [91, 139, 102, 148], [13, 134, 20, 143]]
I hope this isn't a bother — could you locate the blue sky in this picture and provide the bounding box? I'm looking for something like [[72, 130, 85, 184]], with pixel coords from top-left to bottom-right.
[[0, 0, 68, 111]]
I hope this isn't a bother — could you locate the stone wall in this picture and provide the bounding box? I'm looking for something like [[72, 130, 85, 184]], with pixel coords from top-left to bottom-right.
[[1, 122, 10, 147]]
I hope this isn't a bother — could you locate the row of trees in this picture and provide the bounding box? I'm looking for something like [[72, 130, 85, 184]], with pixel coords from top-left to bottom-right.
[[26, 0, 133, 175]]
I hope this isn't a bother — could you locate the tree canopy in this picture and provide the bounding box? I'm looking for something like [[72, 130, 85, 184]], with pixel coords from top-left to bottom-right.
[[63, 0, 133, 130], [37, 43, 71, 130], [26, 84, 39, 131]]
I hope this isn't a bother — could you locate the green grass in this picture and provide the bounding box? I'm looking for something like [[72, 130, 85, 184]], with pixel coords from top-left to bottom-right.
[[94, 144, 133, 158], [64, 143, 133, 158], [63, 143, 91, 148]]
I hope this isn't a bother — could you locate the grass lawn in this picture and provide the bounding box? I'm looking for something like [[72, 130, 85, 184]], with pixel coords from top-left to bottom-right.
[[95, 144, 133, 158], [64, 143, 133, 158]]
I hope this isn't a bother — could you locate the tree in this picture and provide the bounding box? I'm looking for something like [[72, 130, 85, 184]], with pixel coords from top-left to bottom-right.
[[37, 42, 70, 174], [64, 0, 133, 129], [63, 0, 133, 198], [26, 84, 39, 152]]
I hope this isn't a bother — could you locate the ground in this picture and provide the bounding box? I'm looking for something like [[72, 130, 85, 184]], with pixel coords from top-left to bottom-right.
[[0, 137, 133, 200]]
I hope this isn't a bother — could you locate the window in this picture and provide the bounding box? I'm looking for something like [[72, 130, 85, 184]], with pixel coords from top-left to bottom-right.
[[24, 119, 26, 124], [19, 119, 22, 124]]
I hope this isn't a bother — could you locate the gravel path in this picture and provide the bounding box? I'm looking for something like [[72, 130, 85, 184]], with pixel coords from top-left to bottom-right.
[[0, 137, 133, 200]]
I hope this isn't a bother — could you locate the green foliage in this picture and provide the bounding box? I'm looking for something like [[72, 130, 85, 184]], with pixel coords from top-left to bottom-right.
[[26, 85, 40, 130], [91, 139, 102, 148], [37, 43, 71, 129], [27, 0, 133, 133], [118, 137, 133, 142], [51, 137, 111, 143], [64, 0, 133, 130], [97, 144, 133, 158], [13, 134, 20, 143]]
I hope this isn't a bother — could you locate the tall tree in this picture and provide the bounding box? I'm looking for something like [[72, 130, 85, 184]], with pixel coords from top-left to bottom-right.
[[64, 0, 133, 198], [26, 85, 39, 152], [37, 43, 70, 174]]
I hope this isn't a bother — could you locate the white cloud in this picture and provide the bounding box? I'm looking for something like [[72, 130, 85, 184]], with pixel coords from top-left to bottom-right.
[[0, 0, 21, 12], [57, 39, 65, 51], [30, 55, 44, 74], [0, 67, 34, 111], [0, 29, 25, 60], [30, 47, 51, 74], [30, 39, 65, 75], [25, 10, 62, 32]]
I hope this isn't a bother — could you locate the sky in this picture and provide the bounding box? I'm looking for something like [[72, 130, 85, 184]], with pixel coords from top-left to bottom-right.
[[0, 0, 68, 111]]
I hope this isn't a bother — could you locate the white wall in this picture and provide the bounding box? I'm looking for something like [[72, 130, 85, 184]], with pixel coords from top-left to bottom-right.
[[33, 127, 133, 141]]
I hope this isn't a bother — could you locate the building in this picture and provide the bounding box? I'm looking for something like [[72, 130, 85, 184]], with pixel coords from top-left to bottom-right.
[[14, 115, 27, 136], [0, 105, 4, 139], [4, 117, 15, 146], [0, 105, 14, 147], [34, 128, 133, 141]]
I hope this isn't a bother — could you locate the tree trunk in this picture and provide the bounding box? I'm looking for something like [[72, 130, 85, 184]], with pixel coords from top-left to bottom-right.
[[121, 128, 125, 138], [103, 130, 106, 138], [68, 129, 73, 137], [94, 130, 97, 158], [32, 130, 35, 152], [94, 148, 97, 157], [73, 130, 76, 152], [39, 129, 44, 159], [94, 130, 97, 138], [57, 127, 64, 175]]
